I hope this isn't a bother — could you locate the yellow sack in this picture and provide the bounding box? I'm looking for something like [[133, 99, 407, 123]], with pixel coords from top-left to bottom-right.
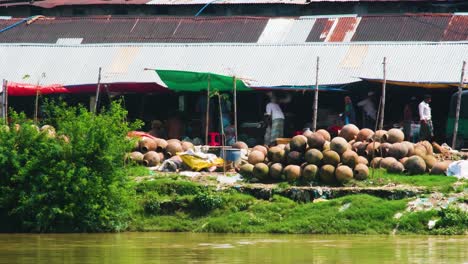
[[179, 154, 224, 172]]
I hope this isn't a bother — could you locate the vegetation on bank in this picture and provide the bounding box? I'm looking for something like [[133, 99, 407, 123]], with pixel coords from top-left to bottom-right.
[[0, 102, 465, 234], [0, 101, 141, 232], [358, 169, 459, 192], [129, 175, 467, 235]]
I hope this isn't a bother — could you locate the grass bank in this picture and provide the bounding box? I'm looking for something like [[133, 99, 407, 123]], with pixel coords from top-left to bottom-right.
[[128, 174, 467, 235]]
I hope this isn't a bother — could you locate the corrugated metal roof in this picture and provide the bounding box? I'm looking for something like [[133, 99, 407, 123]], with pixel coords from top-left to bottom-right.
[[351, 14, 451, 42], [0, 0, 463, 7], [1, 14, 467, 44], [147, 0, 307, 4], [0, 0, 307, 7], [0, 17, 268, 43], [0, 42, 466, 87], [442, 15, 468, 41]]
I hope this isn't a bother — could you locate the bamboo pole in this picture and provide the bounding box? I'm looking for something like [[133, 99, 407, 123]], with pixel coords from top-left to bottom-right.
[[218, 93, 226, 175], [452, 61, 466, 149], [205, 74, 211, 145], [379, 57, 387, 130], [93, 67, 102, 114], [312, 56, 319, 132], [233, 76, 238, 142]]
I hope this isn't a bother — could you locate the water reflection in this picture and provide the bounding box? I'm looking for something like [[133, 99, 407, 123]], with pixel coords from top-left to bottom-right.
[[0, 233, 466, 264]]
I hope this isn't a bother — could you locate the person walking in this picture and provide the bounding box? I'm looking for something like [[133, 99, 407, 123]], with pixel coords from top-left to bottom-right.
[[343, 96, 356, 125], [419, 94, 433, 141], [264, 94, 285, 146], [357, 91, 377, 129]]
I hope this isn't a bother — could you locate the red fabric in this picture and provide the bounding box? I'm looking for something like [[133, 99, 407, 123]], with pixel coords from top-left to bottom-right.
[[6, 82, 170, 96], [127, 131, 158, 140], [7, 82, 69, 96]]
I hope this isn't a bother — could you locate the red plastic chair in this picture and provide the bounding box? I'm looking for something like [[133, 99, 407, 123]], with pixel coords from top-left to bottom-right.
[[208, 132, 221, 146]]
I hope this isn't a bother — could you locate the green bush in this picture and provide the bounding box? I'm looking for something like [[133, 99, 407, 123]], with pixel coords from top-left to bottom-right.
[[193, 192, 224, 213], [0, 101, 141, 232], [136, 178, 205, 196], [434, 206, 468, 235], [142, 193, 162, 215]]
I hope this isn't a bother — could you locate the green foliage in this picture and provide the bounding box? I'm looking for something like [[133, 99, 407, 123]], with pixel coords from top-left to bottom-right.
[[131, 177, 415, 234], [434, 206, 468, 235], [365, 169, 458, 192], [125, 166, 151, 177], [193, 192, 224, 214], [397, 210, 438, 234], [142, 193, 162, 215], [0, 101, 141, 232], [396, 207, 468, 235], [136, 178, 205, 196]]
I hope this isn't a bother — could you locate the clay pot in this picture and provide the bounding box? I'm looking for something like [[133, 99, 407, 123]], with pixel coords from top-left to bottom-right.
[[139, 137, 157, 153], [356, 128, 374, 142], [143, 151, 161, 166]]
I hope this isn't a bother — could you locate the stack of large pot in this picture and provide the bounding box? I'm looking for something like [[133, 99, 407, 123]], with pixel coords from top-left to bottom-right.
[[127, 138, 194, 167], [237, 124, 451, 185]]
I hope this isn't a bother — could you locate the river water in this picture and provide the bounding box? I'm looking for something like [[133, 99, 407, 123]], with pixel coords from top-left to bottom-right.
[[0, 233, 466, 263]]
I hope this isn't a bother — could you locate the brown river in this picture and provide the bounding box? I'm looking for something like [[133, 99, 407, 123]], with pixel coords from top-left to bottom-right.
[[0, 233, 466, 263]]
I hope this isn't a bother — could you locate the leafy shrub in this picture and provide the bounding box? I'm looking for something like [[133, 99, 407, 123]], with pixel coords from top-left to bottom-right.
[[136, 178, 204, 196], [142, 193, 162, 215], [193, 192, 224, 213], [0, 101, 141, 232], [434, 206, 468, 235]]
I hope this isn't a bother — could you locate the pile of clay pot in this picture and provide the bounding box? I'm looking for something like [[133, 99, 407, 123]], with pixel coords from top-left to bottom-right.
[[236, 124, 451, 185], [1, 124, 68, 141], [127, 137, 194, 167]]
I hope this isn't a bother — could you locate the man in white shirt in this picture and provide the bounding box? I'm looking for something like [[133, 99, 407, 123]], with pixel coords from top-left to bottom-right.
[[264, 95, 285, 146], [419, 94, 433, 141], [357, 91, 377, 129]]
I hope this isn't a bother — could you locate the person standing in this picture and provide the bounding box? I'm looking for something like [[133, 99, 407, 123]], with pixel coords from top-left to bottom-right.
[[357, 91, 377, 129], [148, 120, 166, 138], [403, 96, 417, 142], [343, 96, 356, 125], [264, 95, 285, 146], [419, 94, 433, 141], [220, 93, 232, 130]]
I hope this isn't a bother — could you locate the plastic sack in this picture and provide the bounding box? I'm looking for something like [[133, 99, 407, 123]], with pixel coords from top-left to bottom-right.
[[179, 154, 224, 172], [447, 160, 468, 179]]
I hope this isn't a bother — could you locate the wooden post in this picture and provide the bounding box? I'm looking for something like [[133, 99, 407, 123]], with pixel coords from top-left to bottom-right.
[[233, 76, 238, 142], [34, 88, 40, 124], [218, 93, 226, 175], [452, 61, 466, 149], [371, 94, 382, 179], [312, 56, 319, 132], [379, 57, 387, 130], [93, 67, 102, 114], [1, 79, 6, 124], [205, 74, 211, 145]]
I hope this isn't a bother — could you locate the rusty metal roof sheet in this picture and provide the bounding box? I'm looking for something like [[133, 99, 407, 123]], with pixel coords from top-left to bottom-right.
[[0, 42, 466, 87], [442, 15, 468, 41]]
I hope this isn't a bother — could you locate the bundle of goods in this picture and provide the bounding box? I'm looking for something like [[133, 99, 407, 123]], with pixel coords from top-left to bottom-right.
[[237, 124, 453, 185]]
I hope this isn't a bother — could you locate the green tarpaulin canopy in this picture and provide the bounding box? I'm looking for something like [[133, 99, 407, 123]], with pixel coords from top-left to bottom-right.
[[155, 70, 251, 92]]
